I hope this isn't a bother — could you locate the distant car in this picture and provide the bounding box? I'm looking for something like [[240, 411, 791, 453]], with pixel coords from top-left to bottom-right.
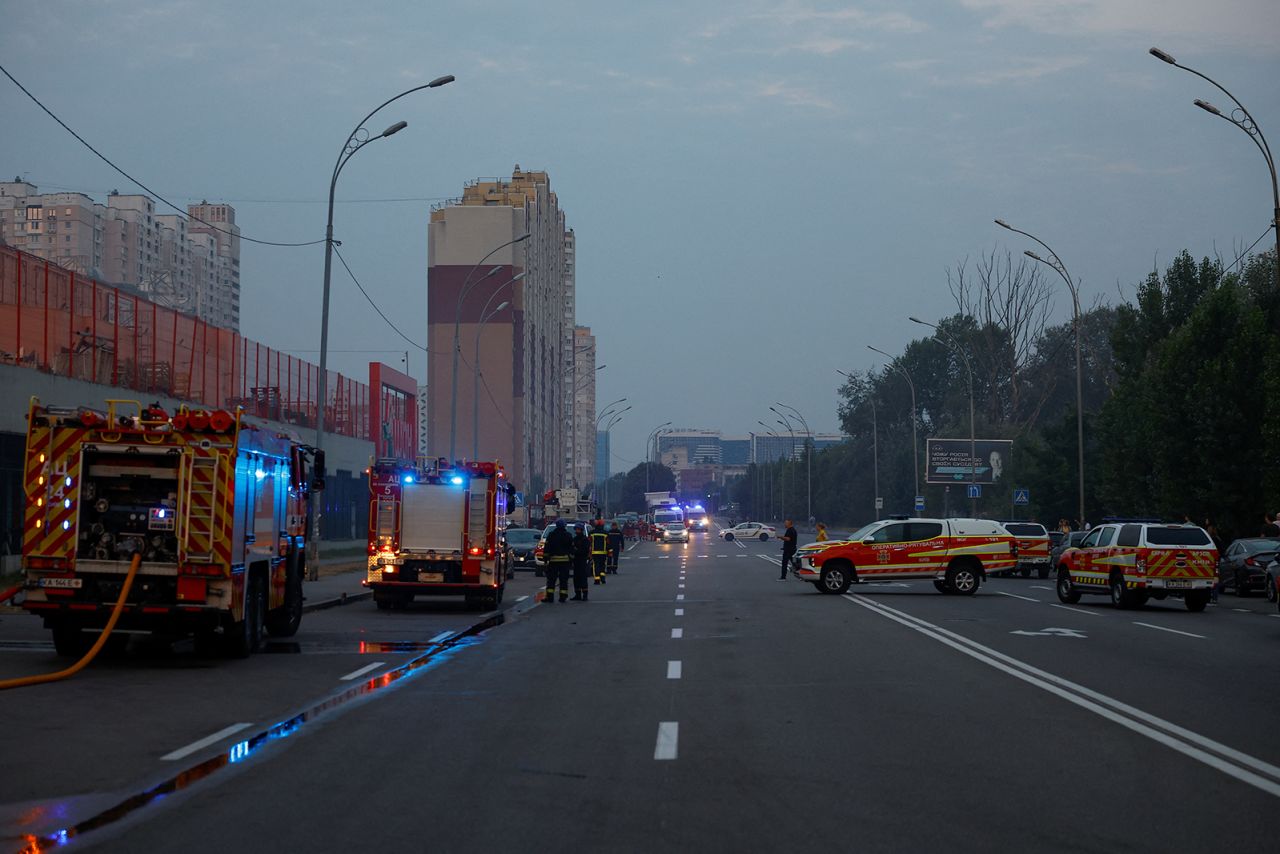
[[720, 521, 775, 542], [503, 528, 542, 572], [1217, 538, 1280, 596], [659, 522, 690, 544], [1267, 558, 1280, 604], [1050, 531, 1087, 568]]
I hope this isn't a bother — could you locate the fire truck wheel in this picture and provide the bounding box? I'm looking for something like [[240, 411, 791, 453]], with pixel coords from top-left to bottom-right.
[[1019, 566, 1031, 578], [51, 623, 92, 659], [817, 563, 852, 595], [1037, 565, 1050, 580], [1056, 568, 1081, 604], [265, 563, 303, 638], [224, 570, 266, 658], [374, 592, 395, 611], [1184, 590, 1210, 612], [945, 561, 980, 596]]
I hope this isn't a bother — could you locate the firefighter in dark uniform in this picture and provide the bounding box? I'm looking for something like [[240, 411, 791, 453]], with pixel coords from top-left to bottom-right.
[[570, 523, 591, 601], [543, 518, 573, 603], [590, 524, 609, 585], [607, 521, 625, 574]]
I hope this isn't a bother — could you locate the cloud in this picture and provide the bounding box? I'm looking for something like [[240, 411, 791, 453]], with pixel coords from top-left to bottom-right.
[[757, 81, 837, 112], [748, 4, 926, 33], [928, 54, 1088, 86]]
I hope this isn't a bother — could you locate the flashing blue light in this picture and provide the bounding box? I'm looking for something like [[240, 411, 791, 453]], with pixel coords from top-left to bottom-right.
[[157, 509, 166, 519], [403, 474, 415, 484], [450, 475, 465, 486], [255, 469, 266, 480]]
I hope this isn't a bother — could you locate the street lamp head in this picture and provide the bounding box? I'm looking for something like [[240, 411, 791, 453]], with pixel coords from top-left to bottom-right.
[[380, 120, 408, 137], [908, 316, 927, 326], [510, 271, 527, 282], [493, 301, 509, 313], [1024, 249, 1044, 262], [1148, 47, 1176, 65], [1194, 98, 1223, 116], [596, 365, 607, 371], [482, 265, 503, 281], [428, 75, 456, 87], [994, 218, 1012, 230], [514, 232, 531, 243]]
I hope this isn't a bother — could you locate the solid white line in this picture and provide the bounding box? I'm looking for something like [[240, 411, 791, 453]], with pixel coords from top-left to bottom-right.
[[667, 660, 682, 679], [339, 661, 387, 681], [671, 628, 683, 639], [1133, 621, 1207, 639], [1049, 603, 1100, 616], [428, 631, 453, 643], [676, 594, 684, 600], [997, 591, 1040, 603], [654, 721, 679, 760], [1233, 608, 1250, 613], [161, 723, 254, 761], [515, 595, 529, 603], [845, 595, 1280, 798], [675, 608, 684, 616]]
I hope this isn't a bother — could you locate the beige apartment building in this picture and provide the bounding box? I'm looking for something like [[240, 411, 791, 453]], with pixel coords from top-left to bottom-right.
[[426, 166, 574, 496], [0, 181, 240, 331], [571, 325, 596, 488]]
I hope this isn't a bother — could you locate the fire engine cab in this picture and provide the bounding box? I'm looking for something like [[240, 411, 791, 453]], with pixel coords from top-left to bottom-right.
[[794, 517, 1017, 595], [20, 398, 323, 657], [1055, 519, 1218, 611], [365, 458, 513, 610]]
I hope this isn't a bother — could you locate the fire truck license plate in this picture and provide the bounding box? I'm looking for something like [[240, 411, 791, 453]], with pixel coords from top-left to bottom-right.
[[419, 572, 444, 583], [39, 577, 82, 589], [1165, 579, 1191, 589]]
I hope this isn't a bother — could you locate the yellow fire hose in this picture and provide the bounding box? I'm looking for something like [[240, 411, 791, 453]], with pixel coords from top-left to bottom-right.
[[0, 553, 142, 690]]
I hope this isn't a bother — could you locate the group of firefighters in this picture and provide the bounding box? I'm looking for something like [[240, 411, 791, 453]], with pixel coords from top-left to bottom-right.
[[540, 519, 626, 602]]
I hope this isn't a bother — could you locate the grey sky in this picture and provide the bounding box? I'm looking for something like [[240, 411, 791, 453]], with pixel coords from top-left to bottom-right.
[[4, 1, 1278, 470]]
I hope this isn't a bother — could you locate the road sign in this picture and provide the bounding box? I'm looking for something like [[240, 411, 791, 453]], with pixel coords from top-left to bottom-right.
[[966, 484, 981, 499], [914, 495, 925, 512], [1013, 488, 1029, 506], [875, 497, 883, 510]]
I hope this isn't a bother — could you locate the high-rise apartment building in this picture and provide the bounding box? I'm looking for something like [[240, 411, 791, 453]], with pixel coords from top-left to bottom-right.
[[417, 384, 430, 456], [0, 181, 241, 331], [571, 326, 596, 488], [426, 166, 573, 496]]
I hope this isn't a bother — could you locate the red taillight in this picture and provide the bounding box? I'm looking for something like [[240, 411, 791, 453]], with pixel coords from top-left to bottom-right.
[[469, 546, 482, 556], [1245, 557, 1259, 567]]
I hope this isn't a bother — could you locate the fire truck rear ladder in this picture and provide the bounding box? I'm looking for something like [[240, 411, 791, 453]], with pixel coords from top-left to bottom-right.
[[181, 454, 219, 563]]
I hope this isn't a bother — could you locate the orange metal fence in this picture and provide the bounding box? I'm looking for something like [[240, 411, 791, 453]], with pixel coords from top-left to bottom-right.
[[0, 245, 369, 440]]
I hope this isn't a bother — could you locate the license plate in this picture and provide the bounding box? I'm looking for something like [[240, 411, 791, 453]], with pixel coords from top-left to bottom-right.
[[39, 577, 82, 589], [1165, 579, 1191, 589], [419, 573, 444, 583]]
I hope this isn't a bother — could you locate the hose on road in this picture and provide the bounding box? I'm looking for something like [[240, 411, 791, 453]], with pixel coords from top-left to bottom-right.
[[0, 553, 142, 691]]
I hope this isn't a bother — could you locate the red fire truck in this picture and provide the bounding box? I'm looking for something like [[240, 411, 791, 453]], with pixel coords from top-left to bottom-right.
[[365, 458, 513, 610], [20, 398, 323, 657]]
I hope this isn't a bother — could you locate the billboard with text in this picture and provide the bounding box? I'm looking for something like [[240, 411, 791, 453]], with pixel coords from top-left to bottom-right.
[[925, 438, 1013, 485]]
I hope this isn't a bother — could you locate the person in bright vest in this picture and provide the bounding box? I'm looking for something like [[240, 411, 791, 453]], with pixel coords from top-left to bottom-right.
[[543, 519, 574, 603], [815, 522, 829, 542], [590, 525, 609, 585]]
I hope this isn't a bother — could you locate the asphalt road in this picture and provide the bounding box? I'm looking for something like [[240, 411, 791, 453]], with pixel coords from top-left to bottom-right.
[[1, 529, 1277, 852]]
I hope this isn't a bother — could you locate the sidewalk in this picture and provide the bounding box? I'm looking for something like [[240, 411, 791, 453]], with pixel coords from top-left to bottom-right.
[[304, 540, 371, 613]]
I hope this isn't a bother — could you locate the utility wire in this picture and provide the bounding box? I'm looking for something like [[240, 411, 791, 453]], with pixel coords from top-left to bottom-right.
[[0, 62, 323, 248], [332, 245, 434, 354], [22, 180, 452, 205]]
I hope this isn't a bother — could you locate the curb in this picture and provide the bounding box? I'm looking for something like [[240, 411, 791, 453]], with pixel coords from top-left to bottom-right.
[[302, 590, 373, 613]]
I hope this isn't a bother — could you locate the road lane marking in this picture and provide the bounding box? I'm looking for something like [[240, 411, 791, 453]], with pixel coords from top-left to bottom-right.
[[1049, 603, 1101, 616], [1233, 608, 1250, 613], [997, 591, 1041, 603], [678, 584, 685, 588], [1133, 622, 1206, 639], [676, 594, 684, 600], [675, 608, 684, 616], [1030, 585, 1053, 591], [161, 723, 254, 761], [667, 660, 682, 679], [428, 631, 453, 643], [339, 661, 388, 681], [515, 595, 529, 603], [654, 722, 679, 760], [844, 594, 1280, 799], [671, 628, 683, 638]]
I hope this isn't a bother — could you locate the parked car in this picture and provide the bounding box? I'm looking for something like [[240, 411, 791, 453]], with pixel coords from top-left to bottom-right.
[[1050, 531, 1088, 568], [1056, 521, 1218, 611], [503, 527, 542, 572], [1217, 538, 1280, 596], [1266, 557, 1280, 604], [719, 521, 776, 542]]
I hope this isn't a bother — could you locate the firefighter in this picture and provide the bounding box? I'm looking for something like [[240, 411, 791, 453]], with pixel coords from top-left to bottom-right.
[[590, 524, 609, 584], [543, 518, 574, 603], [607, 521, 625, 574], [570, 523, 591, 601]]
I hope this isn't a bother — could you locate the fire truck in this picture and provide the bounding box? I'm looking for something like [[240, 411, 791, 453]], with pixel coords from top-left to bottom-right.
[[365, 458, 514, 610], [20, 398, 323, 657]]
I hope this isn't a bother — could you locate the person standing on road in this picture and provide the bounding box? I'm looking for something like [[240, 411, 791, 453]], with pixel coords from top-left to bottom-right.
[[779, 519, 798, 581], [543, 519, 574, 604], [607, 522, 625, 574], [570, 523, 591, 601], [590, 525, 610, 585], [815, 522, 829, 542]]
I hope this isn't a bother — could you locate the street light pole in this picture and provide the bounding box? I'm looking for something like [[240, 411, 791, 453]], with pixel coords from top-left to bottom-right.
[[645, 422, 672, 495], [774, 403, 812, 523], [312, 74, 454, 580], [1150, 47, 1279, 292], [773, 414, 796, 522], [910, 317, 976, 517], [449, 232, 531, 461], [602, 408, 629, 516], [995, 219, 1086, 528], [867, 346, 919, 504]]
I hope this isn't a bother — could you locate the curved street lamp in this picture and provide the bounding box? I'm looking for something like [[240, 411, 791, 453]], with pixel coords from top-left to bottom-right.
[[1150, 47, 1278, 291], [909, 317, 976, 516], [838, 369, 879, 519], [775, 402, 812, 522], [312, 74, 454, 579], [867, 346, 919, 504], [757, 421, 781, 521], [995, 219, 1086, 527], [470, 271, 526, 459], [645, 421, 673, 495], [601, 406, 631, 516]]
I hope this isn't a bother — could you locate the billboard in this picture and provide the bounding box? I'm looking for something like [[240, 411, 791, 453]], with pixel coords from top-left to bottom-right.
[[925, 438, 1013, 485]]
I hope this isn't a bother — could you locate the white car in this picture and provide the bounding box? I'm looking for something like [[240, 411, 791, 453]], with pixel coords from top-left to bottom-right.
[[659, 522, 690, 544], [720, 522, 776, 542]]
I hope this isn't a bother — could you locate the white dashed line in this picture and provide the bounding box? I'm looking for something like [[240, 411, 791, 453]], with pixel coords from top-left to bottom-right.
[[428, 631, 453, 643], [671, 628, 683, 639], [339, 661, 387, 681], [654, 722, 679, 760], [1133, 622, 1207, 639], [676, 594, 685, 601], [1030, 585, 1053, 591], [515, 595, 529, 603], [1049, 603, 1100, 616], [667, 660, 682, 679], [997, 591, 1040, 603], [675, 608, 684, 616], [678, 584, 685, 589], [161, 723, 254, 761], [1233, 608, 1251, 613]]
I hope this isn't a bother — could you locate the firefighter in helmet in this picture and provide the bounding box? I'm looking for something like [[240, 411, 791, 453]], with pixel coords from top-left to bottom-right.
[[590, 523, 609, 584], [570, 523, 591, 601], [543, 518, 574, 603], [607, 521, 625, 574]]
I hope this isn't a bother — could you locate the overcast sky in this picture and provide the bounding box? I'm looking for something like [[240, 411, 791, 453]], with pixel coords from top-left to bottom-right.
[[4, 1, 1278, 470]]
